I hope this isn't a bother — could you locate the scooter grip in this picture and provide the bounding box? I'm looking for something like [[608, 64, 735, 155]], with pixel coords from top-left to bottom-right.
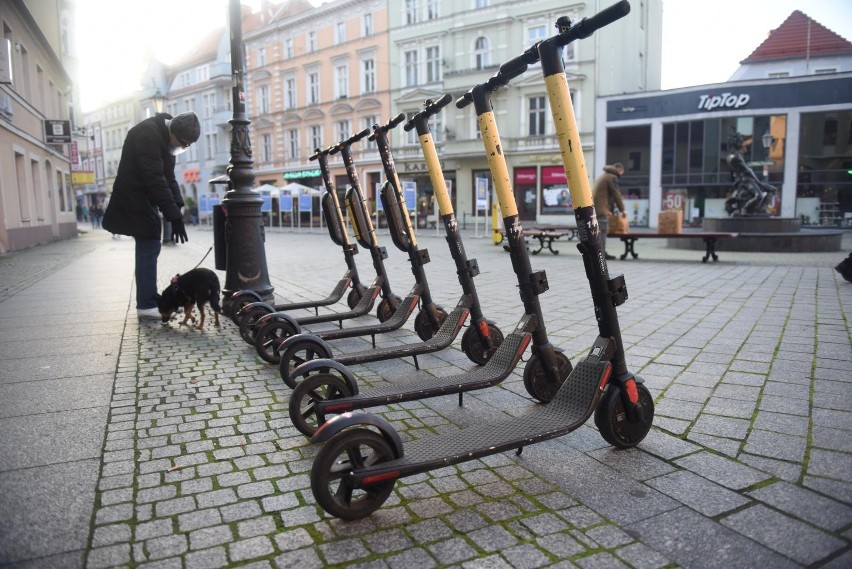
[[388, 113, 406, 129], [404, 94, 453, 131], [455, 91, 473, 109], [559, 0, 630, 44], [309, 147, 324, 161], [350, 127, 372, 143]]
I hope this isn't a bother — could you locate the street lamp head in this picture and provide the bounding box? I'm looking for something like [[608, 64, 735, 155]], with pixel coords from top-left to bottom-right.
[[151, 88, 166, 114], [761, 130, 773, 150]]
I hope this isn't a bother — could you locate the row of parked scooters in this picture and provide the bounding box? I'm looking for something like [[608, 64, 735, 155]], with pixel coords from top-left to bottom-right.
[[222, 0, 653, 520]]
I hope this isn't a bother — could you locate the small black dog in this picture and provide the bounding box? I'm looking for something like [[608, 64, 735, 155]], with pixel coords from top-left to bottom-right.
[[157, 268, 222, 329]]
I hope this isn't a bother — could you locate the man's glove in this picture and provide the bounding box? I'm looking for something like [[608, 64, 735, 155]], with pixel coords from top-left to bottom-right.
[[170, 217, 188, 244]]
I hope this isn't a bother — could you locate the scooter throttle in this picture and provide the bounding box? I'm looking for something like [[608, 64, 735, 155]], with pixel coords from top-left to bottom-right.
[[557, 0, 631, 45]]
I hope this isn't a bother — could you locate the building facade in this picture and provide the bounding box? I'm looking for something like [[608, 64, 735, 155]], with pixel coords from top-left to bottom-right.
[[596, 11, 852, 229], [386, 0, 662, 224], [0, 0, 77, 253], [245, 0, 391, 213]]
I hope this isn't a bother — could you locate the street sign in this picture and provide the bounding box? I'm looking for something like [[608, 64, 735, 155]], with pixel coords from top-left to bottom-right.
[[43, 120, 72, 144]]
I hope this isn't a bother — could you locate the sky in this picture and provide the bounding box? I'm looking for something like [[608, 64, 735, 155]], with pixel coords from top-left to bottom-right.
[[73, 0, 852, 112]]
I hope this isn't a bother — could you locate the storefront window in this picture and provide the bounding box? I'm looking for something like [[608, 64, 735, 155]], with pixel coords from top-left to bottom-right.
[[541, 166, 570, 215], [514, 167, 537, 221], [660, 115, 786, 222], [607, 126, 650, 226], [797, 110, 852, 226]]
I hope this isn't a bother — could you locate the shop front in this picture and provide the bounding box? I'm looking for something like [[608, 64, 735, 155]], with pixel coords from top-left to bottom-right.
[[597, 73, 852, 228]]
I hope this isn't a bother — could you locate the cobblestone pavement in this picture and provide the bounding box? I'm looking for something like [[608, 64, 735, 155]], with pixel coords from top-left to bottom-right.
[[1, 224, 850, 569]]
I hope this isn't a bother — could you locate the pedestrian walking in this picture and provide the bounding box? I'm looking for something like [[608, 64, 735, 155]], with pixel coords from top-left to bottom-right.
[[592, 163, 626, 260], [102, 111, 200, 320]]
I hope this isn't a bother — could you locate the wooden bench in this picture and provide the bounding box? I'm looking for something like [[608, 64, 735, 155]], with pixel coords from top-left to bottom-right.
[[609, 232, 738, 262], [494, 226, 578, 255]]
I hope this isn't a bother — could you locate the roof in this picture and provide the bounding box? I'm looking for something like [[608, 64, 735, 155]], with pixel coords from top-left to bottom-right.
[[741, 10, 852, 63]]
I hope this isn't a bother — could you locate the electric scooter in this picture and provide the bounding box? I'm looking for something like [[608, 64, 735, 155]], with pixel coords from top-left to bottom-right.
[[286, 79, 579, 435], [307, 0, 653, 521], [250, 143, 429, 365], [228, 148, 369, 325], [276, 105, 503, 387], [236, 129, 402, 345]]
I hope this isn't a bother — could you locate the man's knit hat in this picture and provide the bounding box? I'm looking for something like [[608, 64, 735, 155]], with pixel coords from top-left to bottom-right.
[[168, 112, 201, 144]]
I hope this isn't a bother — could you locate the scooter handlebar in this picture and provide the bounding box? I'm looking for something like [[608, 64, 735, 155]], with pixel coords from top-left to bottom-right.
[[404, 94, 452, 131], [557, 0, 630, 46], [328, 128, 372, 155], [369, 113, 406, 140]]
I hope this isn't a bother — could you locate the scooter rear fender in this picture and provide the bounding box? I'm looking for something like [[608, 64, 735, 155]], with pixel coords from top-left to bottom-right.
[[311, 412, 404, 459]]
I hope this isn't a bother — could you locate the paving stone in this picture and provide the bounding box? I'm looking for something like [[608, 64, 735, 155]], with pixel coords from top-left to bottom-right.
[[362, 529, 413, 554], [318, 537, 370, 565], [178, 508, 223, 532], [628, 506, 798, 569], [674, 451, 770, 490], [500, 543, 551, 569], [190, 525, 234, 551], [574, 551, 631, 568], [229, 536, 275, 563], [386, 547, 437, 569], [738, 454, 802, 482], [87, 543, 131, 569], [155, 496, 196, 517], [467, 525, 518, 552], [237, 515, 277, 538], [273, 547, 324, 569], [721, 504, 846, 565], [744, 430, 807, 462], [584, 525, 636, 548], [747, 481, 852, 532], [92, 523, 132, 547], [406, 518, 454, 544], [535, 532, 586, 558], [145, 534, 188, 560], [646, 470, 750, 516], [195, 489, 237, 509], [428, 537, 478, 565], [460, 553, 512, 568], [221, 500, 263, 522], [808, 449, 852, 479], [613, 542, 673, 569], [691, 414, 750, 439], [184, 546, 229, 569], [273, 528, 314, 551]]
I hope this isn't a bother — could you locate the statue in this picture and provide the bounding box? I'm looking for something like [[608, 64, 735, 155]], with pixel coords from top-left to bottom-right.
[[724, 132, 777, 216]]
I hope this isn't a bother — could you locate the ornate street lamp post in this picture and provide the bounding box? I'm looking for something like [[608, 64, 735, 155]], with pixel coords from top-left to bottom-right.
[[222, 0, 273, 310]]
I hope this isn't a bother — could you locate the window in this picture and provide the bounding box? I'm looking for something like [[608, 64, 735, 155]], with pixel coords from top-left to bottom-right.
[[336, 119, 351, 142], [426, 46, 441, 83], [474, 36, 491, 69], [258, 85, 270, 114], [475, 0, 489, 7], [288, 129, 300, 159], [527, 24, 546, 48], [285, 76, 296, 109], [261, 134, 273, 163], [307, 31, 317, 52], [308, 71, 320, 104], [205, 132, 217, 160], [768, 71, 789, 78], [362, 13, 373, 37], [285, 38, 294, 58], [362, 115, 378, 150], [361, 58, 376, 93], [202, 93, 213, 117], [427, 0, 440, 19], [336, 22, 346, 44], [404, 50, 419, 86], [334, 64, 349, 98], [528, 96, 546, 136], [258, 46, 266, 67], [406, 112, 419, 145], [814, 68, 837, 75], [406, 0, 418, 25], [310, 125, 323, 150]]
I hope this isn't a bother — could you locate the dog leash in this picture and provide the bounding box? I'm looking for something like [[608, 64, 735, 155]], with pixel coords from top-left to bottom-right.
[[192, 246, 214, 271]]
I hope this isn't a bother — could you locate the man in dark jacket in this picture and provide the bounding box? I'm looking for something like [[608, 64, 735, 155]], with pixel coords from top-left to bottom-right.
[[592, 163, 626, 260], [103, 111, 200, 320]]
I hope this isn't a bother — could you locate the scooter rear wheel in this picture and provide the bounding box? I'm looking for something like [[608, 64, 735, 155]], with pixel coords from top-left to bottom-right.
[[522, 352, 573, 403], [230, 296, 257, 325], [376, 295, 401, 323], [238, 306, 271, 345], [346, 288, 362, 309], [279, 339, 333, 388], [461, 323, 505, 365], [595, 383, 654, 449], [289, 373, 352, 436], [254, 320, 299, 364], [413, 306, 448, 341], [311, 428, 396, 520]]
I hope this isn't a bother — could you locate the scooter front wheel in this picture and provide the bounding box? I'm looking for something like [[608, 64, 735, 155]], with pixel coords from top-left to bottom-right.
[[230, 296, 258, 324], [522, 352, 573, 403], [289, 373, 352, 436], [254, 320, 299, 364], [595, 382, 654, 449], [376, 295, 401, 323], [238, 306, 271, 344], [311, 428, 396, 520], [279, 339, 333, 388], [461, 323, 505, 366], [413, 306, 448, 341]]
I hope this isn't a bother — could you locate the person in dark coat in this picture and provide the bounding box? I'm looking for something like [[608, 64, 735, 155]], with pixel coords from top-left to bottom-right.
[[592, 163, 625, 260], [103, 111, 200, 320]]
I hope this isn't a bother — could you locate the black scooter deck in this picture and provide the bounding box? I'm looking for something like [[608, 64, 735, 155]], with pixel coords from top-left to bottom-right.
[[311, 287, 421, 341], [352, 360, 608, 481], [273, 274, 351, 312], [331, 298, 471, 367], [320, 322, 528, 411], [296, 282, 381, 326]]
